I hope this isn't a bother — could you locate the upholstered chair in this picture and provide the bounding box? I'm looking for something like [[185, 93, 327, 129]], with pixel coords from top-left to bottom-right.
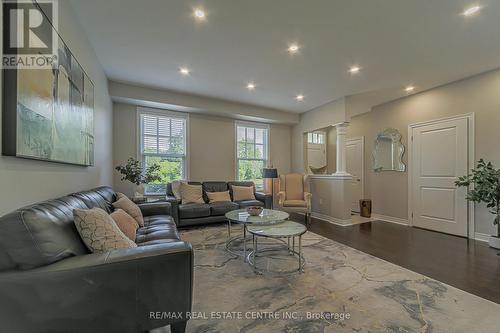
[[277, 173, 312, 226]]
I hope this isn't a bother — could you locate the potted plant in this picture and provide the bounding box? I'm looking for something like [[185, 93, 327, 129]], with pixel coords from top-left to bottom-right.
[[115, 158, 161, 198], [455, 159, 500, 249]]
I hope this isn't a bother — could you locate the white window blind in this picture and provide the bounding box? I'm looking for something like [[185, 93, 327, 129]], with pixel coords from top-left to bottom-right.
[[139, 111, 187, 195], [236, 122, 269, 189]]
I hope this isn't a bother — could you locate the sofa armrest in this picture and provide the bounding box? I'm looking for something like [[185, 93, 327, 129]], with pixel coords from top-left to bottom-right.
[[138, 201, 172, 217], [165, 195, 180, 224], [0, 242, 193, 332], [255, 191, 272, 209]]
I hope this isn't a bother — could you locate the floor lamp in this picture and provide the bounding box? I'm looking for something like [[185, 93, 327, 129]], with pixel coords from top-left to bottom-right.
[[262, 168, 278, 209]]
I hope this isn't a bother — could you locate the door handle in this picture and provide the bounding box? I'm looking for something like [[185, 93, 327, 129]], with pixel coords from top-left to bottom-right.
[[357, 179, 361, 182]]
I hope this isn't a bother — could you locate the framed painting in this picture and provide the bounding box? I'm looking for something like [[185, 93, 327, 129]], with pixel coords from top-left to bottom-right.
[[2, 0, 94, 166]]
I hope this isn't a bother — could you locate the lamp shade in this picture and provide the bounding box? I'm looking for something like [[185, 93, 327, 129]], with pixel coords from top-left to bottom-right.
[[262, 168, 278, 179]]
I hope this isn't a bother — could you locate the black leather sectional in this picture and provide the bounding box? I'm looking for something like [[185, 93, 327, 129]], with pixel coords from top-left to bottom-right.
[[0, 186, 192, 333], [165, 181, 272, 227]]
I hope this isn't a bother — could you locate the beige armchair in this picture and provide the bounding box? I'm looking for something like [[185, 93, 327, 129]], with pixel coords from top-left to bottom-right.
[[278, 173, 312, 226]]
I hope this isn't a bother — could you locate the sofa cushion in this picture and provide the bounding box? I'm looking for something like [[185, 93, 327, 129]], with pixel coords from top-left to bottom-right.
[[203, 181, 229, 193], [203, 181, 230, 203], [73, 208, 137, 253], [170, 180, 186, 200], [135, 215, 180, 244], [206, 191, 231, 203], [136, 225, 179, 240], [235, 200, 265, 208], [112, 193, 144, 226], [180, 183, 204, 204], [71, 186, 116, 213], [179, 203, 211, 219], [110, 209, 138, 241], [143, 215, 177, 227], [137, 239, 179, 246], [283, 200, 307, 207], [232, 185, 256, 201], [0, 195, 90, 271], [228, 181, 255, 188], [228, 181, 254, 199], [210, 202, 239, 216]]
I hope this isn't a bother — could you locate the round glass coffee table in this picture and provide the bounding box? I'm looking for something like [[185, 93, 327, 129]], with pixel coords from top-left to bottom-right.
[[225, 209, 289, 261], [247, 221, 307, 274]]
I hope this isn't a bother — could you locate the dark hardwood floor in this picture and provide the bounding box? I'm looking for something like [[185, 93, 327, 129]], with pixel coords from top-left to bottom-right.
[[297, 214, 500, 304]]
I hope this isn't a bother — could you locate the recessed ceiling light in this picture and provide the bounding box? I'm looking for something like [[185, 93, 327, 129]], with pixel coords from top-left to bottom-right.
[[462, 5, 482, 16], [288, 43, 300, 54], [349, 66, 361, 74], [247, 83, 256, 90], [179, 67, 190, 75], [405, 86, 415, 93], [295, 94, 304, 101], [193, 8, 206, 20]]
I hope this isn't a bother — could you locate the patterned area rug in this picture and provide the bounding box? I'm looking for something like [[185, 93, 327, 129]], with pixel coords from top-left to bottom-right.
[[155, 224, 500, 333]]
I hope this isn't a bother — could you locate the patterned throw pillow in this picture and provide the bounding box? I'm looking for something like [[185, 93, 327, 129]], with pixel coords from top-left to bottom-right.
[[110, 209, 138, 241], [180, 183, 204, 204], [73, 208, 137, 253], [232, 185, 256, 201], [206, 191, 231, 203], [112, 193, 144, 226]]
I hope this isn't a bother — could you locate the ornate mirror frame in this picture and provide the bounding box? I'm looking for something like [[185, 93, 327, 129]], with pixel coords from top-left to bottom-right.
[[373, 128, 406, 172]]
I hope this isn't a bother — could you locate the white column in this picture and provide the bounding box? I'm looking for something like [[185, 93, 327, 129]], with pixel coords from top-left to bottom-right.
[[334, 122, 350, 175]]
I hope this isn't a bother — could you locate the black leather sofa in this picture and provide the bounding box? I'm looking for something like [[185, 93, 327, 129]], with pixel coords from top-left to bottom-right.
[[166, 181, 272, 227], [0, 186, 193, 333]]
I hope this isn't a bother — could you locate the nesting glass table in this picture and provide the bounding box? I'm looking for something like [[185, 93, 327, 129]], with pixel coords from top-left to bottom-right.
[[225, 209, 307, 274], [225, 209, 289, 261]]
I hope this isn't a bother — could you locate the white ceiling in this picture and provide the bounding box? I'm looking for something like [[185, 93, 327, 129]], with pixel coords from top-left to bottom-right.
[[71, 0, 500, 114]]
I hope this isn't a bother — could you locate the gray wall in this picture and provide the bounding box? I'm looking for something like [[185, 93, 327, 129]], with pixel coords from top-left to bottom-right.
[[113, 103, 292, 196], [291, 98, 347, 173], [0, 1, 113, 215], [109, 80, 299, 124], [348, 69, 500, 235]]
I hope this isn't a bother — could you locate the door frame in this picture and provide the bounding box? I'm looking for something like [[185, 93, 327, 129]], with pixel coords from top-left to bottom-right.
[[346, 136, 365, 206], [408, 113, 475, 239]]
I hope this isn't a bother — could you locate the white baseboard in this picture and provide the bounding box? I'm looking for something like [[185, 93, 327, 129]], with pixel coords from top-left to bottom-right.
[[474, 232, 490, 243], [311, 212, 352, 227], [371, 214, 409, 226]]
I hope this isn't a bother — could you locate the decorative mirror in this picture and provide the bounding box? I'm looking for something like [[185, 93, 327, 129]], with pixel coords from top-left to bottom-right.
[[373, 128, 406, 172]]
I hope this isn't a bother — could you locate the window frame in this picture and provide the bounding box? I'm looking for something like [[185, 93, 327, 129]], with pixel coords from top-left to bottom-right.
[[137, 107, 190, 195], [308, 131, 325, 144], [234, 120, 270, 190]]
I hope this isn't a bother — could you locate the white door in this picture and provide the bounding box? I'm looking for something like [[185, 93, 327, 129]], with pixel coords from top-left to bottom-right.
[[346, 137, 364, 212], [410, 118, 469, 236]]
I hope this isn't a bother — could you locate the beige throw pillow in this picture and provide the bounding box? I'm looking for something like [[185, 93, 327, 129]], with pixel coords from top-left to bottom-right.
[[110, 209, 138, 241], [206, 191, 231, 203], [232, 185, 255, 201], [171, 180, 186, 200], [73, 208, 137, 253], [180, 183, 204, 204], [112, 193, 144, 227]]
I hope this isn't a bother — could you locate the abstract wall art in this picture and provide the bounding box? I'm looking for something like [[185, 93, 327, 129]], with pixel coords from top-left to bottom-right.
[[2, 2, 94, 166]]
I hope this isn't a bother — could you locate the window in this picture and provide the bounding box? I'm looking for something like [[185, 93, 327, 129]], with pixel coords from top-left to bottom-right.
[[307, 132, 324, 144], [139, 109, 188, 195], [236, 122, 269, 189]]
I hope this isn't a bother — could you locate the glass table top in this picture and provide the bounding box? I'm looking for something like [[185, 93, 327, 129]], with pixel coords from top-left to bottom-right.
[[225, 209, 289, 225], [247, 221, 307, 237]]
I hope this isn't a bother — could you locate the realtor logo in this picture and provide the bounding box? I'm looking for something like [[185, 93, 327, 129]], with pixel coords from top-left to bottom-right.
[[2, 0, 58, 68]]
